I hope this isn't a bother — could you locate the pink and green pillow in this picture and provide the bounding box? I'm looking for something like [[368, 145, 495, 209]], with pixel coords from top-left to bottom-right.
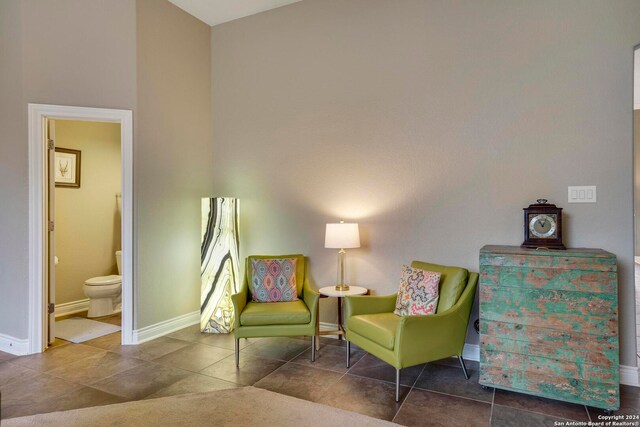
[[251, 258, 298, 302], [394, 264, 440, 316]]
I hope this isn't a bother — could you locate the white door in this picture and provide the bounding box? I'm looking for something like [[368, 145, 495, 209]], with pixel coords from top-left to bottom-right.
[[46, 119, 56, 345]]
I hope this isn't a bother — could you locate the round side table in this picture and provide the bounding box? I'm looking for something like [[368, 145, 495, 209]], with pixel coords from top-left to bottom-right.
[[316, 286, 368, 350]]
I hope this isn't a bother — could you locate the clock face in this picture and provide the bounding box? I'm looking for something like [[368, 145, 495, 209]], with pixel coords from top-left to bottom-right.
[[528, 214, 557, 239]]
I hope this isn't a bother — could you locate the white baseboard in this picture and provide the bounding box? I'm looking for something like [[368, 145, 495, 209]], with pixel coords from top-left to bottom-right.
[[620, 364, 639, 386], [0, 333, 30, 356], [319, 322, 339, 331], [54, 299, 90, 318], [131, 310, 200, 344], [463, 343, 480, 361], [319, 322, 340, 339]]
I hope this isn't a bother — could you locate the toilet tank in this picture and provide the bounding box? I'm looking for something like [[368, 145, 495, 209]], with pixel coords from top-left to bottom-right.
[[116, 251, 122, 275]]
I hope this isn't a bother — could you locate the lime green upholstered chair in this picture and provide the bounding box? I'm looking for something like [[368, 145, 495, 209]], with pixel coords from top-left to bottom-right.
[[231, 254, 320, 366], [344, 261, 478, 401]]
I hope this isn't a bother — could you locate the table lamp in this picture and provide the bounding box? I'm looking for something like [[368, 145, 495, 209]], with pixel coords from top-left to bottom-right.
[[325, 221, 360, 291]]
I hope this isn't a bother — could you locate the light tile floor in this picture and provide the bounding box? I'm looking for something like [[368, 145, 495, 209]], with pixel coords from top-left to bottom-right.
[[1, 323, 638, 426]]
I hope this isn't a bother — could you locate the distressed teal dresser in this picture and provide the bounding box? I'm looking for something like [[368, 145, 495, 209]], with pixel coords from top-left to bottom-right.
[[479, 245, 619, 411]]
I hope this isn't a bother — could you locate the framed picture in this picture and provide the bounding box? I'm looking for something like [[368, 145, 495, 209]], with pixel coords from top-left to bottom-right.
[[54, 148, 81, 188]]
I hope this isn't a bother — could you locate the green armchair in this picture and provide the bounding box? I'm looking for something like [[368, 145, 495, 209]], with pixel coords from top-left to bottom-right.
[[231, 254, 320, 366], [344, 261, 478, 401]]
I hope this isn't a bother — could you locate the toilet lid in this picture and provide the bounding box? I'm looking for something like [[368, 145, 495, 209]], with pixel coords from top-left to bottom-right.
[[85, 275, 121, 286]]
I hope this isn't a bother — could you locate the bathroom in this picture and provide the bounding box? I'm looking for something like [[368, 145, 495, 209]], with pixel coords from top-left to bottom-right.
[[53, 119, 122, 343]]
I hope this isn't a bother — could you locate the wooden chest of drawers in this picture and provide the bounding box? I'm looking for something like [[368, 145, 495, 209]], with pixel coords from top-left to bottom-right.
[[479, 245, 619, 410]]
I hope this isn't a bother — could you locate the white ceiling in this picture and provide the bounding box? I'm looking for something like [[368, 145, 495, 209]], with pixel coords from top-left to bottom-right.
[[168, 0, 303, 26]]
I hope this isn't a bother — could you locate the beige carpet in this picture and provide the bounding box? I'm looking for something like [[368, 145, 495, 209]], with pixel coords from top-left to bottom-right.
[[3, 386, 398, 426]]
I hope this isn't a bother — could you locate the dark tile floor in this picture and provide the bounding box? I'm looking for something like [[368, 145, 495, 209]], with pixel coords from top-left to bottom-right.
[[1, 322, 638, 426]]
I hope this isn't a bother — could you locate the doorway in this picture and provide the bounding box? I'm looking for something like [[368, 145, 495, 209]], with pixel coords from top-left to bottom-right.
[[28, 104, 134, 353], [50, 119, 123, 347]]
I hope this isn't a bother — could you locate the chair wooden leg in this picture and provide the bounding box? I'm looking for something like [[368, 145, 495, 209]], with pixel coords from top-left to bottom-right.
[[458, 355, 469, 380], [311, 336, 316, 362], [395, 369, 401, 402], [235, 338, 240, 367], [346, 341, 351, 368]]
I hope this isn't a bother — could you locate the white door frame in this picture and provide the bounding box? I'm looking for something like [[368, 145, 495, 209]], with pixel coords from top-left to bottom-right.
[[28, 104, 134, 353]]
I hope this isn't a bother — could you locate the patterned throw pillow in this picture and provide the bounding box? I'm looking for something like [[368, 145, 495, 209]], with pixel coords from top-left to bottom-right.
[[251, 258, 298, 303], [394, 265, 441, 316]]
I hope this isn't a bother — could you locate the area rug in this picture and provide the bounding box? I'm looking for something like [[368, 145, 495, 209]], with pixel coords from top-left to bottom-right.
[[3, 386, 398, 426], [54, 317, 120, 343]]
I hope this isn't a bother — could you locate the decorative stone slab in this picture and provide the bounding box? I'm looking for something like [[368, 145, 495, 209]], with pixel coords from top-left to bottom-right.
[[201, 197, 240, 333]]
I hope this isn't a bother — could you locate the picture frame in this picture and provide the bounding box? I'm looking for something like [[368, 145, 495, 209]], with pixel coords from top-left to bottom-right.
[[54, 147, 81, 188]]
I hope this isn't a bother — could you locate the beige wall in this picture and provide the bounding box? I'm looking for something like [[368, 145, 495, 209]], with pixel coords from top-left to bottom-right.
[[636, 109, 640, 256], [54, 120, 121, 305], [0, 0, 210, 339], [136, 0, 213, 328], [0, 0, 27, 338], [0, 0, 136, 340], [635, 48, 640, 110], [635, 46, 640, 255], [211, 0, 640, 365]]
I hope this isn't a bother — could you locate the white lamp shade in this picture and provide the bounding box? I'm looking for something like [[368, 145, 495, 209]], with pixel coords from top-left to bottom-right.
[[325, 223, 360, 249]]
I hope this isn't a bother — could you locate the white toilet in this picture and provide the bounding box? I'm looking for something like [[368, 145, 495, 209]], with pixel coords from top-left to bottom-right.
[[83, 251, 122, 318]]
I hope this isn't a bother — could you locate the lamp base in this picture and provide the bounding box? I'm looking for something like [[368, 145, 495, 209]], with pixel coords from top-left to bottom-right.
[[335, 284, 350, 291]]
